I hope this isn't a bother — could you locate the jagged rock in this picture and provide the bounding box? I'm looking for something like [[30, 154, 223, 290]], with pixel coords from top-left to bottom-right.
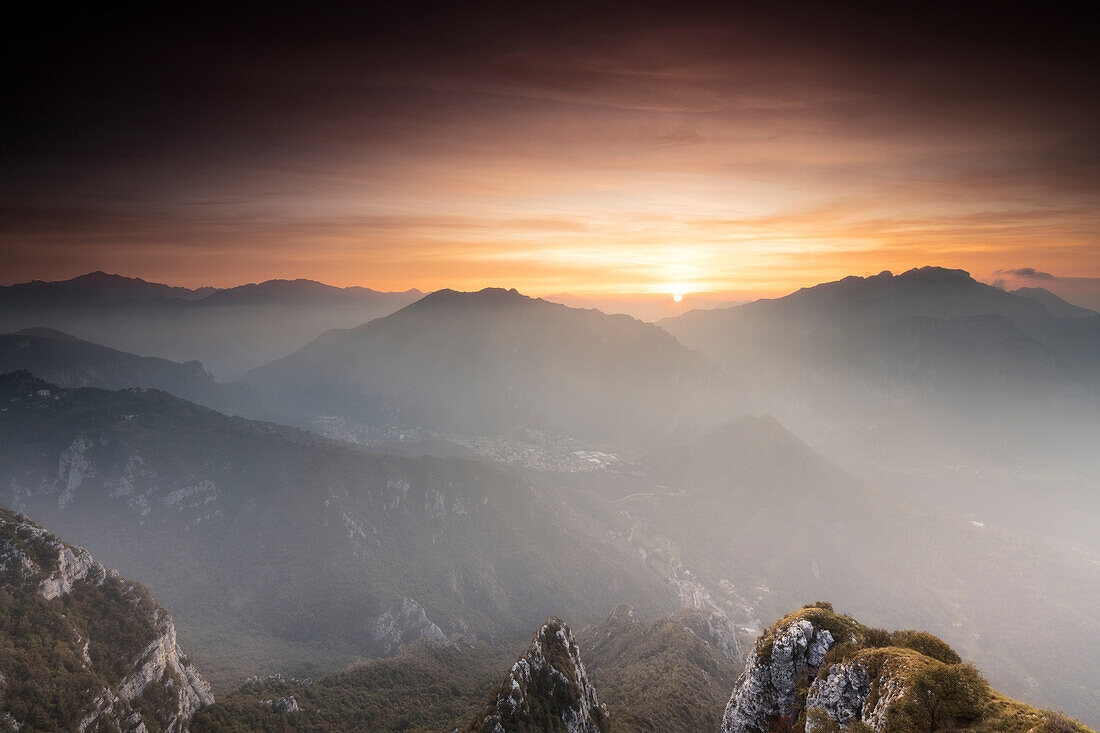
[[804, 651, 940, 732], [0, 504, 213, 732], [724, 605, 1091, 733], [261, 695, 301, 713], [39, 542, 106, 599], [371, 596, 448, 655], [468, 618, 610, 733], [805, 661, 872, 731], [0, 512, 106, 598], [116, 607, 215, 725], [722, 613, 837, 733]]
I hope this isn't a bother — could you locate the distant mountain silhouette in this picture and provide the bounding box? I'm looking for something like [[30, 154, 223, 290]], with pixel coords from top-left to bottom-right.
[[660, 267, 1100, 476], [195, 278, 421, 306], [245, 288, 739, 445], [0, 273, 422, 377], [1012, 286, 1097, 318], [0, 328, 260, 415], [664, 267, 1059, 346], [0, 271, 215, 307]]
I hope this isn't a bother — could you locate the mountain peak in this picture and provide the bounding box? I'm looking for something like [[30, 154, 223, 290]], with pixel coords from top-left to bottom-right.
[[896, 265, 975, 282], [467, 617, 610, 733], [1012, 286, 1097, 318], [12, 327, 80, 341], [71, 270, 132, 283], [413, 287, 538, 310]]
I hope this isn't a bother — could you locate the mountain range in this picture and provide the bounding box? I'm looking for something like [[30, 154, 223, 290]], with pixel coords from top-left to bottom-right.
[[1, 266, 1098, 727], [0, 369, 1096, 722], [244, 287, 740, 446], [661, 267, 1100, 554], [0, 328, 260, 417], [0, 371, 677, 691], [0, 272, 421, 378]]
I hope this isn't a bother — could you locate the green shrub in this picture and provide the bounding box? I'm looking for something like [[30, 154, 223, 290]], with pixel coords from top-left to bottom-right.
[[890, 630, 962, 665]]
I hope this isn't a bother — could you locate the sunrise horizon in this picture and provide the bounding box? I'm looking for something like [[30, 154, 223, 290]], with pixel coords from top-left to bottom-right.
[[1, 3, 1098, 730], [4, 2, 1096, 305], [5, 263, 1098, 313]]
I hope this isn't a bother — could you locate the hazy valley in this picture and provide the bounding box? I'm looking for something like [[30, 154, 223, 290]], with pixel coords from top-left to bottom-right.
[[0, 267, 1097, 731]]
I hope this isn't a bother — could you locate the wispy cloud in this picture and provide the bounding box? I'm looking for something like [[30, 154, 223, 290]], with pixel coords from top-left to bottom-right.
[[1, 3, 1096, 291]]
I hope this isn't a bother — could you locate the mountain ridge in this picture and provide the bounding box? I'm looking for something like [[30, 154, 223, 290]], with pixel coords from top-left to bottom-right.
[[244, 286, 739, 445], [0, 502, 214, 731], [0, 372, 678, 689]]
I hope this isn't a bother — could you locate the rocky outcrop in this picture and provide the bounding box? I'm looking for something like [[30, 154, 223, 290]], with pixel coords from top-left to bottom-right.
[[722, 610, 839, 733], [0, 504, 213, 731], [0, 505, 106, 597], [39, 541, 105, 599], [804, 660, 872, 731], [371, 596, 448, 655], [115, 606, 215, 726], [724, 605, 1093, 733], [468, 618, 610, 733], [260, 695, 301, 713]]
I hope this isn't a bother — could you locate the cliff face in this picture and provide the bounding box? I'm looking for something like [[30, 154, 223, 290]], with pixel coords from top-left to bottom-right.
[[468, 618, 609, 733], [0, 504, 213, 732], [722, 612, 841, 733], [371, 596, 449, 655]]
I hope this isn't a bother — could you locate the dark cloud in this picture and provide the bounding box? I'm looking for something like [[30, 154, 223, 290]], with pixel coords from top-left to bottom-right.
[[996, 268, 1058, 281]]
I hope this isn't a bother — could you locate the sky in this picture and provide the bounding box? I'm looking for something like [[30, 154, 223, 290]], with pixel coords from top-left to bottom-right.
[[2, 1, 1097, 303]]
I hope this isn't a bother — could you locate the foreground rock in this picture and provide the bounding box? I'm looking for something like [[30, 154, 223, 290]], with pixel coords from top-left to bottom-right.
[[0, 504, 213, 732], [723, 602, 1092, 733]]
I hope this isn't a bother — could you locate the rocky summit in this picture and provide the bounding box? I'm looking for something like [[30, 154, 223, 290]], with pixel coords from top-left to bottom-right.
[[723, 602, 1092, 733], [467, 618, 609, 733]]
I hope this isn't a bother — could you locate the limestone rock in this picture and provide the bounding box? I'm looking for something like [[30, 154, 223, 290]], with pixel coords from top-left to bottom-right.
[[371, 596, 448, 655], [805, 661, 872, 731], [0, 504, 213, 732], [261, 695, 301, 713], [468, 618, 609, 733], [722, 615, 836, 733]]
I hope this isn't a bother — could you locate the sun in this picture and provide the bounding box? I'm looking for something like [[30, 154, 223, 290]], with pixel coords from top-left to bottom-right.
[[672, 293, 683, 302]]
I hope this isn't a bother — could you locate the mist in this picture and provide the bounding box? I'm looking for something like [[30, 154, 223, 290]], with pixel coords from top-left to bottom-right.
[[1, 2, 1097, 731], [0, 266, 1097, 730]]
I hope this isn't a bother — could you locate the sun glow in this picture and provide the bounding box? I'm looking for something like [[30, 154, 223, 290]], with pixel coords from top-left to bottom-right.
[[672, 293, 683, 302]]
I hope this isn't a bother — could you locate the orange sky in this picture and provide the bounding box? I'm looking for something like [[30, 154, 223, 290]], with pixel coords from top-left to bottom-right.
[[2, 4, 1097, 300]]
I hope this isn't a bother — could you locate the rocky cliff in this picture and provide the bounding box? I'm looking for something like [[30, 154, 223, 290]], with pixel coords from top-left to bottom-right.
[[371, 596, 450, 655], [723, 602, 1092, 733], [0, 504, 213, 732], [467, 618, 609, 733], [722, 607, 845, 732]]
